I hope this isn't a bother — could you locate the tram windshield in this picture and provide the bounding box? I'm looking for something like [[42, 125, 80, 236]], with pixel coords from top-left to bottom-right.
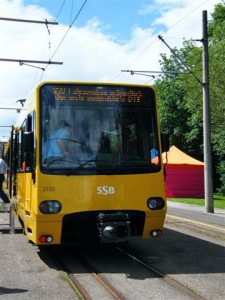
[[40, 83, 161, 175]]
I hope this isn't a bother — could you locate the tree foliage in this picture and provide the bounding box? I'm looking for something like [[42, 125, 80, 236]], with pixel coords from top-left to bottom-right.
[[155, 1, 225, 194]]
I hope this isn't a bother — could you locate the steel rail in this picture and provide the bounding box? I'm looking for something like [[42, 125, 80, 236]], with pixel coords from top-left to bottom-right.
[[67, 272, 92, 300], [51, 250, 126, 300], [116, 246, 205, 300], [77, 254, 126, 300]]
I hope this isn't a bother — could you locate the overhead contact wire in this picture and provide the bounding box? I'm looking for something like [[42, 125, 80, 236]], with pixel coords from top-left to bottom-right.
[[40, 0, 88, 81], [50, 0, 88, 61], [114, 0, 213, 81]]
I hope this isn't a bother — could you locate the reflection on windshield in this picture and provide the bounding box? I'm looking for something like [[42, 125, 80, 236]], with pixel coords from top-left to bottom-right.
[[41, 97, 160, 174]]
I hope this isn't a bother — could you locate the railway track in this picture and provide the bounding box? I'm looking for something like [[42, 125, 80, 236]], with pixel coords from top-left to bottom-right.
[[116, 246, 205, 300], [46, 245, 125, 300], [45, 244, 206, 300], [63, 254, 126, 300]]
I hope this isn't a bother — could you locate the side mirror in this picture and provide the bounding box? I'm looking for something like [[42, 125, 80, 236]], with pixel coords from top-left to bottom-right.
[[161, 133, 170, 153], [23, 131, 34, 152]]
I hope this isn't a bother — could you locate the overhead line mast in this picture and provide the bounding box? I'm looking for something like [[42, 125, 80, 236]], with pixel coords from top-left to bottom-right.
[[158, 11, 213, 213], [124, 11, 214, 214]]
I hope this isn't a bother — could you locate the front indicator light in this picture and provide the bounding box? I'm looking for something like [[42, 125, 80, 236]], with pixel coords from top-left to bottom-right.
[[147, 197, 165, 210], [39, 200, 62, 214]]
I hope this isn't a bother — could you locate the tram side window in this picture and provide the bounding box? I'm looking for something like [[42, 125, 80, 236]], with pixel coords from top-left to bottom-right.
[[24, 113, 35, 171], [17, 125, 25, 170], [26, 114, 32, 131], [17, 113, 35, 171]]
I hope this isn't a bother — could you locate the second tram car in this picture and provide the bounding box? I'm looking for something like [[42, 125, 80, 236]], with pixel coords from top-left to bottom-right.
[[4, 81, 169, 245]]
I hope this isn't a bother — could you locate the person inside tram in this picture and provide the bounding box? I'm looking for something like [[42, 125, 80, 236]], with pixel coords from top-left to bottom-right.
[[99, 119, 121, 153], [43, 120, 73, 162], [123, 126, 137, 154]]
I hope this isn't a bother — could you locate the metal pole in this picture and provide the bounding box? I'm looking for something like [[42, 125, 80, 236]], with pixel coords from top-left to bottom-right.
[[0, 58, 63, 65], [0, 17, 58, 25], [202, 10, 214, 213], [9, 127, 14, 199], [158, 35, 202, 85], [10, 203, 15, 234]]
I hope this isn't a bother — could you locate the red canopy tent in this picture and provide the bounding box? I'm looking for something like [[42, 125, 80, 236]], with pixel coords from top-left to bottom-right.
[[163, 146, 204, 198]]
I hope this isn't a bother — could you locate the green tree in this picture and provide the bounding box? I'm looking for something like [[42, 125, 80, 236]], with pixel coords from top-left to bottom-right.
[[208, 1, 225, 193], [155, 1, 225, 193], [155, 41, 203, 158]]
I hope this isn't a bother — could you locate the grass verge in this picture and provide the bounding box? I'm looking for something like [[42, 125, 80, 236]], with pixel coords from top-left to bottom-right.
[[167, 194, 225, 209]]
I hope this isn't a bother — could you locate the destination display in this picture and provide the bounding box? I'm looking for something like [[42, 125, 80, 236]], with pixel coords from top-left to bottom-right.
[[41, 84, 154, 106], [52, 87, 142, 103]]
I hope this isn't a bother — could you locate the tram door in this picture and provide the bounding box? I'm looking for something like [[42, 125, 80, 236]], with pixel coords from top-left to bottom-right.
[[16, 114, 35, 214], [24, 114, 35, 213]]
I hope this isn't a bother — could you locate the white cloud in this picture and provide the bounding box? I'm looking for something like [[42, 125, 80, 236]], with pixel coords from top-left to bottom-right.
[[0, 0, 220, 140], [154, 0, 217, 38], [138, 4, 156, 16], [139, 0, 185, 16]]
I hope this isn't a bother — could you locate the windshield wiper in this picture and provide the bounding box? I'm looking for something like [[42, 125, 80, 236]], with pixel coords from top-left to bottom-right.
[[108, 158, 149, 174], [68, 159, 99, 174], [67, 158, 117, 175], [43, 158, 79, 168]]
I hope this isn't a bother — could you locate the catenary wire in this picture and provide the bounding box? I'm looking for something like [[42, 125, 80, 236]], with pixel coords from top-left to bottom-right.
[[39, 0, 88, 81], [112, 0, 213, 82], [50, 0, 88, 61], [55, 0, 67, 22]]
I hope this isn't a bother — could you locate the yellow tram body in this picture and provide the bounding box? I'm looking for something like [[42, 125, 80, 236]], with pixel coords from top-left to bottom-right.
[[6, 81, 169, 245], [16, 172, 166, 244]]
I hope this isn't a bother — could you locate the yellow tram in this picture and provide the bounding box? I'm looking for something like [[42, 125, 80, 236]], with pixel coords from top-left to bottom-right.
[[4, 81, 169, 245]]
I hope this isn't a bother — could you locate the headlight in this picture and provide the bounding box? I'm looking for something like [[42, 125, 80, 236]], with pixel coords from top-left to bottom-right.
[[39, 200, 62, 214], [147, 197, 165, 210]]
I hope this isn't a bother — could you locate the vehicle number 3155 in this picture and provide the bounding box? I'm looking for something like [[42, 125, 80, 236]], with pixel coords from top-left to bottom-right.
[[42, 186, 55, 192]]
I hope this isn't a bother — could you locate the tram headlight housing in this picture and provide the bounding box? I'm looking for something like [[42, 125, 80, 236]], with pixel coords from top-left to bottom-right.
[[147, 197, 165, 210], [39, 200, 62, 214]]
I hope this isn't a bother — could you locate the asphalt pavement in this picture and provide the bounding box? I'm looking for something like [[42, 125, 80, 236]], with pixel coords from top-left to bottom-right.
[[0, 205, 77, 300], [167, 200, 225, 227], [0, 201, 224, 299]]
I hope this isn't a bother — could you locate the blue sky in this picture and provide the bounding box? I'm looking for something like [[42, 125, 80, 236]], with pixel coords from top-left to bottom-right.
[[0, 0, 221, 140], [22, 0, 165, 41]]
